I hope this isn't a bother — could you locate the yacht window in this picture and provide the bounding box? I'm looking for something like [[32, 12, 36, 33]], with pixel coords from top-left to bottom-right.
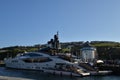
[[22, 53, 42, 57], [22, 57, 52, 63]]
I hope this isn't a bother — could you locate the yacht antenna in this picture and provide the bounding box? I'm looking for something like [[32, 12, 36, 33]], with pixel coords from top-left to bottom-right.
[[57, 31, 59, 37]]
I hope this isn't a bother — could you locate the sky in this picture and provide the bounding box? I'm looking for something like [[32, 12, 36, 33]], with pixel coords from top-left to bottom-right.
[[0, 0, 120, 48]]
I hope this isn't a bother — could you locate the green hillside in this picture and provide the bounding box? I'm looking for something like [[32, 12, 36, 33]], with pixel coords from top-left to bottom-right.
[[0, 41, 120, 60]]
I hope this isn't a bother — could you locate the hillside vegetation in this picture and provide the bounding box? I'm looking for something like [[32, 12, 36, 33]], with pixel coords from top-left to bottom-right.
[[0, 41, 120, 60]]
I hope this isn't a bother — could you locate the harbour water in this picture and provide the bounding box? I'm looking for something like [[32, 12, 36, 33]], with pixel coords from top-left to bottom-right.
[[0, 67, 120, 80]]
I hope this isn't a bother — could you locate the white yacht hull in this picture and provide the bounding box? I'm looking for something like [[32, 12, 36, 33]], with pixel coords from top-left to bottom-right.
[[4, 52, 90, 77], [43, 69, 82, 77]]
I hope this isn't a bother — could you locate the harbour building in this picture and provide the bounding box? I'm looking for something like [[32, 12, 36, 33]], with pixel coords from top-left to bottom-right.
[[80, 41, 97, 64]]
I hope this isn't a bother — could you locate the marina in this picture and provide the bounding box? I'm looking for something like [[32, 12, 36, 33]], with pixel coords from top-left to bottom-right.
[[3, 33, 114, 77], [1, 0, 120, 80]]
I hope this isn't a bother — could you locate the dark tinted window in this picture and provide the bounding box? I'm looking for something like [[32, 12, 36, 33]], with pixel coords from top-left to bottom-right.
[[22, 53, 42, 57], [23, 57, 52, 63]]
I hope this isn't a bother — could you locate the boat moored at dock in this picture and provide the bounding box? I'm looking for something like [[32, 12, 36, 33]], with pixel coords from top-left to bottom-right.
[[4, 52, 90, 77]]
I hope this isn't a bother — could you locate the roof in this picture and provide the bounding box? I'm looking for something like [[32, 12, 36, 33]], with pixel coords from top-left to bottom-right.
[[82, 41, 93, 47]]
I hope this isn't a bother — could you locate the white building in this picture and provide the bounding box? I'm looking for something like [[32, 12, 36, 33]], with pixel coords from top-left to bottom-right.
[[80, 41, 97, 63]]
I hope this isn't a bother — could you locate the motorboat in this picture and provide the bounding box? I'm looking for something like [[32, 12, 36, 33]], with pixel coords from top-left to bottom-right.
[[4, 52, 90, 77]]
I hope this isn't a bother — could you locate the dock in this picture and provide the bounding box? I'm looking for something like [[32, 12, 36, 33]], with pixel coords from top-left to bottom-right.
[[98, 64, 120, 75]]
